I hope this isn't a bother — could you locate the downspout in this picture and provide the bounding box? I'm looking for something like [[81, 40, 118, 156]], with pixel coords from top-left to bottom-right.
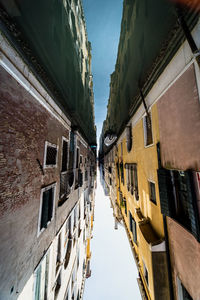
[[157, 144, 174, 300], [140, 88, 150, 119], [163, 216, 175, 300], [176, 6, 200, 65]]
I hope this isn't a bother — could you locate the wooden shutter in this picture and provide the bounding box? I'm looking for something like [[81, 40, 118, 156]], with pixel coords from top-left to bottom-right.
[[157, 168, 173, 216]]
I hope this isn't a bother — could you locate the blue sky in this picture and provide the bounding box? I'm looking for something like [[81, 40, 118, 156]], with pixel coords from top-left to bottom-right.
[[84, 170, 141, 300], [82, 0, 123, 142]]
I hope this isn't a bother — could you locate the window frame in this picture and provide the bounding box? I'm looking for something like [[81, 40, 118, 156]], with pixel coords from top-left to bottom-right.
[[76, 146, 80, 169], [33, 249, 50, 300], [61, 137, 69, 173], [148, 180, 157, 205], [37, 183, 56, 236], [143, 112, 153, 148], [129, 210, 137, 244], [126, 124, 132, 152], [143, 261, 149, 286], [43, 141, 58, 168]]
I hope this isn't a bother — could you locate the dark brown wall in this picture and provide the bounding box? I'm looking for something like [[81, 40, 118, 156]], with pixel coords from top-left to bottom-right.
[[167, 217, 200, 299], [0, 65, 75, 298], [157, 64, 200, 171]]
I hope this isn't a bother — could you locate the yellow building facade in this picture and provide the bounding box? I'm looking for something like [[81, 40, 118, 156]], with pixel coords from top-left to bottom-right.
[[115, 103, 170, 300]]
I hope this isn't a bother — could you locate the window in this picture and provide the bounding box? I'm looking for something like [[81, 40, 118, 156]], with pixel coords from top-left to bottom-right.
[[44, 142, 58, 167], [125, 163, 139, 200], [56, 233, 61, 271], [149, 181, 156, 205], [124, 197, 127, 216], [64, 239, 72, 269], [76, 148, 80, 168], [129, 211, 137, 244], [120, 162, 124, 185], [38, 184, 55, 234], [126, 125, 132, 152], [143, 113, 153, 146], [73, 207, 77, 231], [85, 169, 88, 181], [157, 169, 200, 241], [61, 138, 68, 172], [177, 277, 193, 300], [54, 272, 61, 299], [143, 262, 149, 286], [34, 252, 50, 300]]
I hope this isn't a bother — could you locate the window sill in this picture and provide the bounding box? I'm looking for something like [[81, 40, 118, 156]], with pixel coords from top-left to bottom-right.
[[144, 143, 154, 149]]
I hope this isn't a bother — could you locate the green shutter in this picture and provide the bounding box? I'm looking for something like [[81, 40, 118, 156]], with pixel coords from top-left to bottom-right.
[[185, 171, 200, 242], [157, 168, 172, 217]]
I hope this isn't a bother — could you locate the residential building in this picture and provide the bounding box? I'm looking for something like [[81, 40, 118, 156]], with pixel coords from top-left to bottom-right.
[[100, 1, 200, 299], [0, 0, 96, 299]]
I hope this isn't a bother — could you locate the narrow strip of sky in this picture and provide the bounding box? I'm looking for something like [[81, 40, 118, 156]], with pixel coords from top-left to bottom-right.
[[82, 0, 123, 142]]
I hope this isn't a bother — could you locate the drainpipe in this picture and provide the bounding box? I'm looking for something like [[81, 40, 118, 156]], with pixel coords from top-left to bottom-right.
[[176, 6, 200, 65], [157, 143, 174, 299], [140, 88, 150, 119], [163, 216, 175, 300]]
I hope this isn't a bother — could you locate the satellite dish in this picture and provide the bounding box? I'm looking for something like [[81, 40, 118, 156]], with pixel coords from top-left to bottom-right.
[[104, 134, 117, 146]]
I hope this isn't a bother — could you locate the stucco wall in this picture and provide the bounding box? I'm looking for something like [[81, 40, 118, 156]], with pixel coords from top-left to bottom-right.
[[167, 217, 200, 300], [157, 64, 200, 171]]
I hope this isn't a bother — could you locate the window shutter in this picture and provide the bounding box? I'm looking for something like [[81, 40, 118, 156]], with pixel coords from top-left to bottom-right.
[[132, 218, 137, 244], [62, 140, 68, 172], [157, 168, 172, 216], [185, 171, 200, 242]]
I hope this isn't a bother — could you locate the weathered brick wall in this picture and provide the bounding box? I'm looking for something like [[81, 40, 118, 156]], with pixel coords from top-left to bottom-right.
[[0, 65, 76, 298]]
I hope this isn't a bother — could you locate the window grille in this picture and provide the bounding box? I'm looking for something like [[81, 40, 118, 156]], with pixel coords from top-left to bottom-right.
[[46, 144, 57, 166]]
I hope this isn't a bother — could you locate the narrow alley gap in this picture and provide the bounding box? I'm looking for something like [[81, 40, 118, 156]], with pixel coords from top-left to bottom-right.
[[84, 168, 141, 300]]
